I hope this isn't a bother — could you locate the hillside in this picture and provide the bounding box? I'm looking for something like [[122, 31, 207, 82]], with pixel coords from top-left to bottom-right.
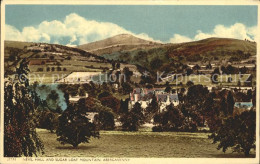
[[4, 41, 111, 83], [77, 34, 163, 55], [101, 37, 256, 74]]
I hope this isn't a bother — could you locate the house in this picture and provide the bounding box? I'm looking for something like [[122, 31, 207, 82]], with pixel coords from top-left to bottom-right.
[[233, 102, 253, 115], [57, 72, 102, 84], [69, 93, 89, 104], [129, 88, 179, 111], [86, 112, 98, 123]]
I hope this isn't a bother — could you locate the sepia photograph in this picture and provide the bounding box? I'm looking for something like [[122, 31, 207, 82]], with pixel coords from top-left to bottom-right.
[[0, 1, 259, 164]]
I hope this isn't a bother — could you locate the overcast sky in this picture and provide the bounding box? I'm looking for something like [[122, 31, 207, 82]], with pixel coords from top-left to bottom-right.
[[5, 5, 258, 45]]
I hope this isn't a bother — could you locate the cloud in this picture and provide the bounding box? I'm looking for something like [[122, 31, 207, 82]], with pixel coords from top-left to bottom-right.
[[169, 34, 192, 43], [5, 13, 160, 45], [5, 24, 24, 41], [6, 14, 257, 45], [169, 23, 257, 43]]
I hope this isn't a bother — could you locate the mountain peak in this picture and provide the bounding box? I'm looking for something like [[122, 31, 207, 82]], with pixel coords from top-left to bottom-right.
[[77, 33, 161, 54]]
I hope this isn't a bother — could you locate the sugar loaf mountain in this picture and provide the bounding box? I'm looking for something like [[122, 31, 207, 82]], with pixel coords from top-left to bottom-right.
[[4, 33, 257, 157]]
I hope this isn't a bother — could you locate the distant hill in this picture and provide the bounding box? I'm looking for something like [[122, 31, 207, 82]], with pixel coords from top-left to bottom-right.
[[5, 40, 35, 49], [77, 34, 163, 55], [100, 37, 256, 74]]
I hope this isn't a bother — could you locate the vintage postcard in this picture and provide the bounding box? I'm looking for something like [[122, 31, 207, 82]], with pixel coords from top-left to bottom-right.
[[0, 0, 259, 164]]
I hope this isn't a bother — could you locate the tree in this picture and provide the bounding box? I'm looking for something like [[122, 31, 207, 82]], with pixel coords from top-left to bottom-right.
[[185, 85, 209, 126], [56, 105, 100, 148], [119, 99, 129, 113], [150, 58, 163, 69], [209, 110, 256, 156], [247, 89, 252, 100], [38, 110, 59, 133], [4, 59, 44, 157], [152, 104, 195, 132], [111, 60, 116, 70], [146, 94, 159, 114], [78, 86, 86, 96], [123, 67, 133, 82], [95, 110, 115, 130], [164, 81, 171, 93], [98, 91, 111, 99], [186, 80, 194, 87], [100, 96, 120, 113], [50, 55, 55, 60], [120, 102, 145, 131], [226, 65, 235, 74], [226, 91, 235, 116], [206, 63, 212, 69], [116, 62, 120, 69], [219, 97, 228, 116], [193, 64, 200, 71], [46, 90, 61, 112], [186, 68, 193, 76], [121, 82, 133, 94]]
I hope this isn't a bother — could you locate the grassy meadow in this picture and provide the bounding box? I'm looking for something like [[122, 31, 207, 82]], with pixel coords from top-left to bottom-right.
[[37, 128, 255, 158]]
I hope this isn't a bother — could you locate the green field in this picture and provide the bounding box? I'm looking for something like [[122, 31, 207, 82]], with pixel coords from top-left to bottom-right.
[[37, 128, 255, 158]]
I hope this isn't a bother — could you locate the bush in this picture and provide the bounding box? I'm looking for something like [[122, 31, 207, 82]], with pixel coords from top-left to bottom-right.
[[152, 126, 163, 132], [56, 105, 100, 148]]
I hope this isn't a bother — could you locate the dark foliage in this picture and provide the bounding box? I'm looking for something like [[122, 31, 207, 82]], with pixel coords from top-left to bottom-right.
[[152, 104, 197, 132], [120, 102, 145, 131], [209, 110, 256, 156], [4, 59, 44, 157], [95, 110, 115, 130], [56, 105, 100, 148]]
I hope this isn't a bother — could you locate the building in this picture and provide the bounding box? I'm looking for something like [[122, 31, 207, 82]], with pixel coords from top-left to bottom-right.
[[86, 112, 98, 123], [129, 88, 179, 112], [57, 72, 102, 84], [69, 93, 89, 104], [233, 102, 253, 115]]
